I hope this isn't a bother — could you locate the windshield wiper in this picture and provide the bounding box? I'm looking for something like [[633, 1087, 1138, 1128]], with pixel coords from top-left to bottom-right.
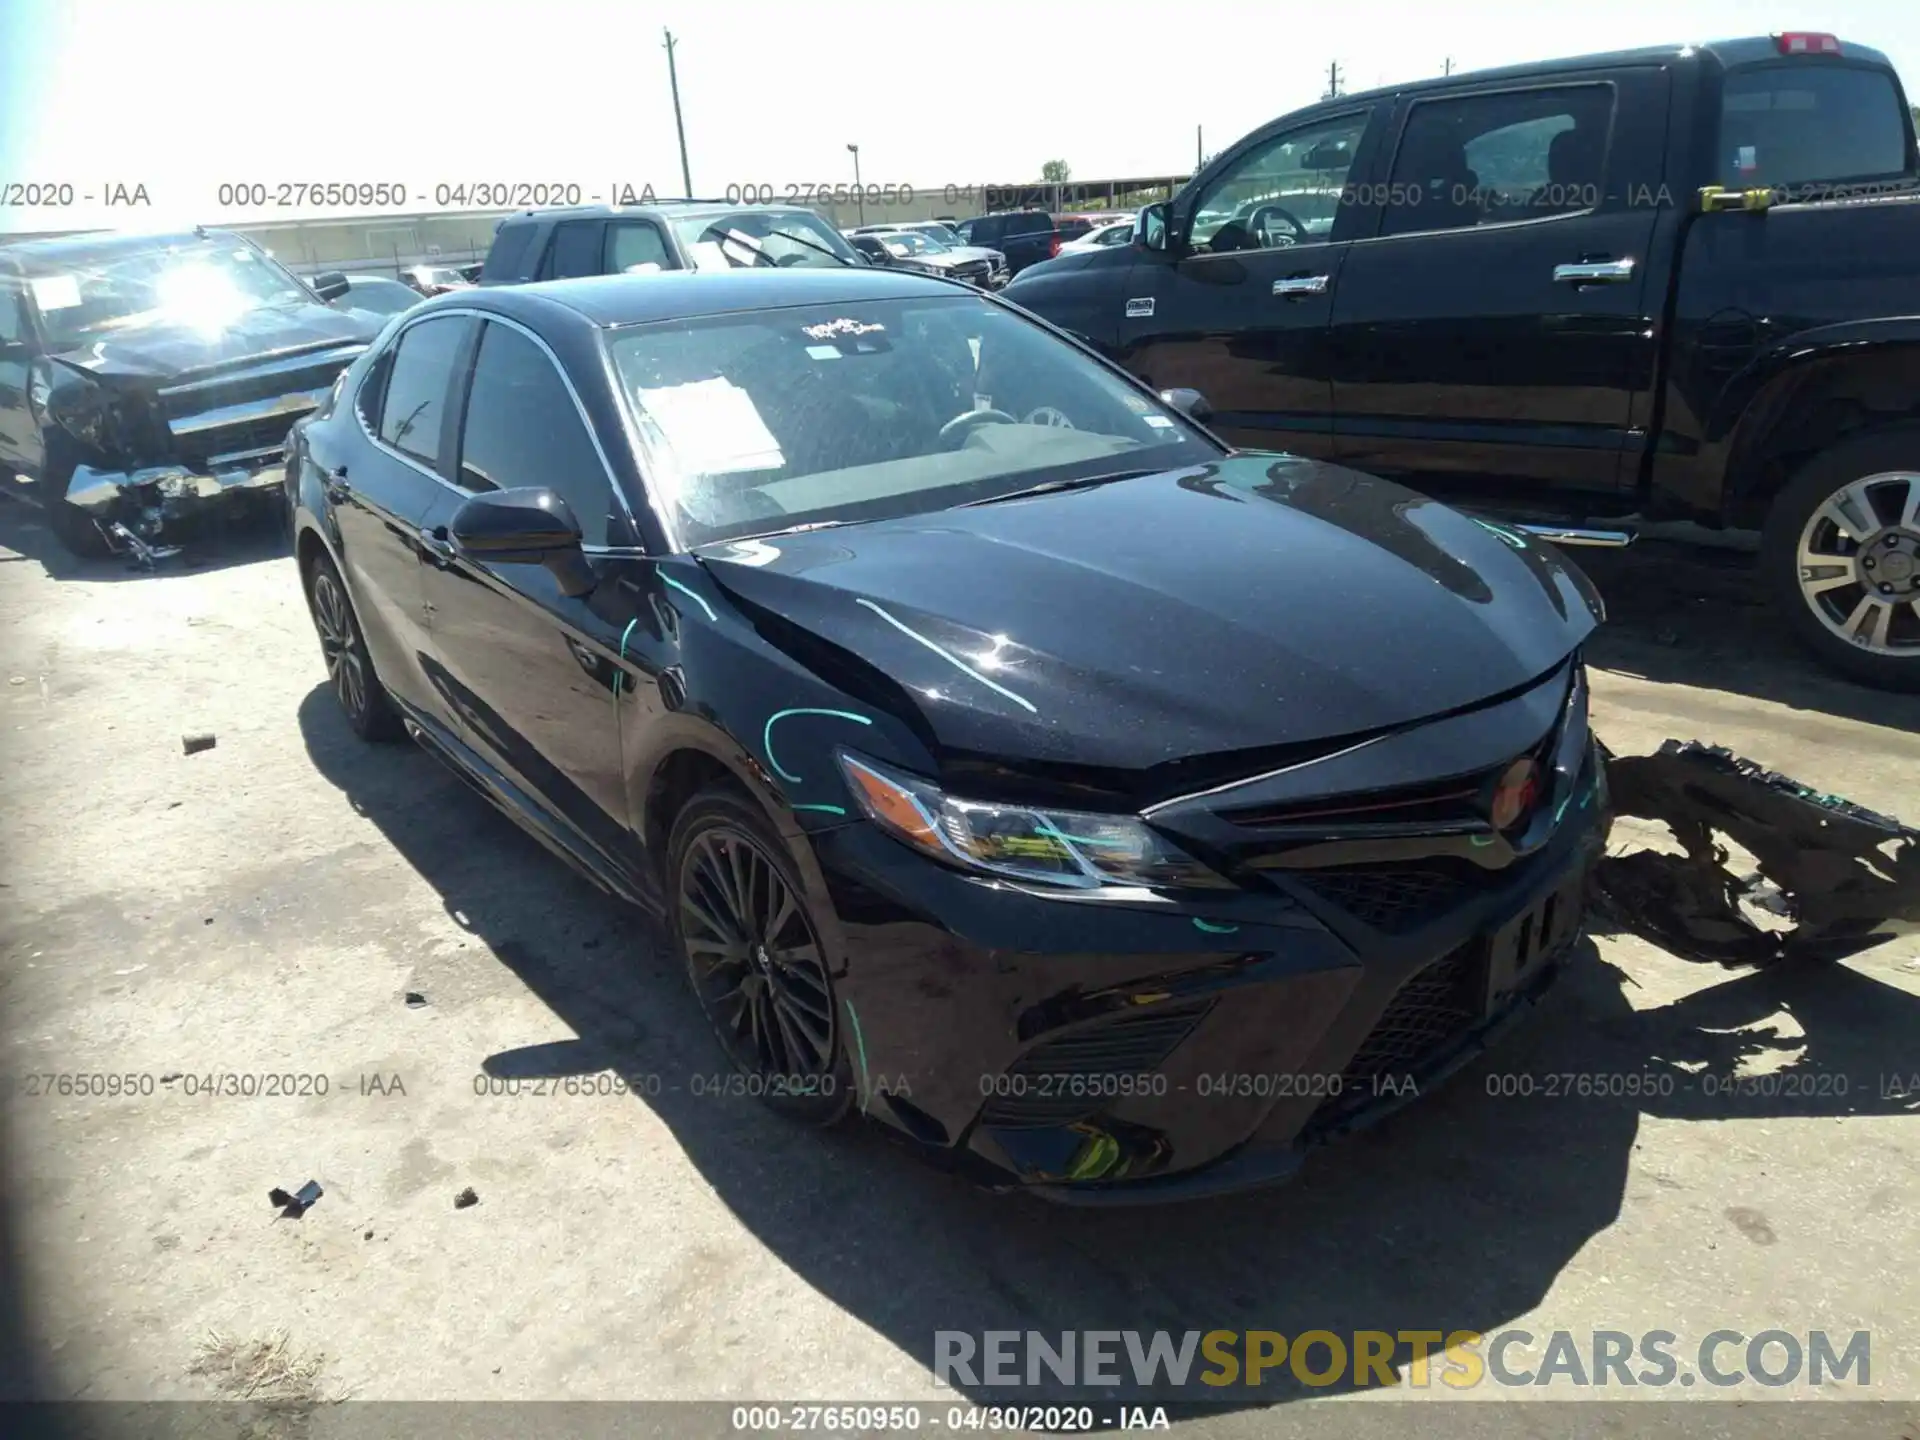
[[961, 469, 1161, 507], [721, 517, 857, 542], [701, 224, 853, 268]]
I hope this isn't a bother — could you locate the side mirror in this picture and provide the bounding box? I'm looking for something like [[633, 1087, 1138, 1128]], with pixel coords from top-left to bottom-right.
[[449, 486, 595, 596], [1136, 203, 1171, 253], [1160, 387, 1212, 422], [310, 271, 351, 302]]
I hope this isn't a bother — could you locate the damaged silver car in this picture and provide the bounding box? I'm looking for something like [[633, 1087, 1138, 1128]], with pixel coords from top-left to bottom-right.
[[0, 228, 377, 561]]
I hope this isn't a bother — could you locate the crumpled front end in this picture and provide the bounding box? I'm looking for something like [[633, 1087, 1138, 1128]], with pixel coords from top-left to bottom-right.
[[46, 342, 360, 562]]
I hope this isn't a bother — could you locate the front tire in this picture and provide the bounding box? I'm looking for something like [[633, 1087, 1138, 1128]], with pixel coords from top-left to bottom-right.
[[667, 786, 854, 1126], [303, 552, 404, 741], [1760, 426, 1920, 691]]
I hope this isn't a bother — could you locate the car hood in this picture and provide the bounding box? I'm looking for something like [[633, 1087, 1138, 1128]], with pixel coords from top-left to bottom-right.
[[44, 302, 378, 383], [696, 455, 1601, 775]]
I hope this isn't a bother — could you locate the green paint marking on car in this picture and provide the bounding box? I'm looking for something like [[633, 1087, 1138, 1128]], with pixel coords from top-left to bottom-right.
[[661, 573, 718, 623], [843, 998, 872, 1112], [1192, 918, 1240, 935], [762, 708, 874, 783]]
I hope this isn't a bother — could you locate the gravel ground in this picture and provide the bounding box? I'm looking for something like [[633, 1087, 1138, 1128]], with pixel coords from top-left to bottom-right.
[[0, 497, 1915, 1437]]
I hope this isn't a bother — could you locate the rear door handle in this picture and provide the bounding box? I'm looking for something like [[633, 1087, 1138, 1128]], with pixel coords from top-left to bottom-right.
[[1553, 258, 1635, 284], [1272, 274, 1331, 297]]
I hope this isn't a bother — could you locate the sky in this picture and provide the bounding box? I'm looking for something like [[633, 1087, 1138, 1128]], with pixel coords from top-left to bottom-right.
[[2, 0, 1916, 233]]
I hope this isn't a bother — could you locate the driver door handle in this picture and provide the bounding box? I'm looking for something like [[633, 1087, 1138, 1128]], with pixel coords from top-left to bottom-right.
[[1273, 274, 1330, 297], [416, 524, 455, 565]]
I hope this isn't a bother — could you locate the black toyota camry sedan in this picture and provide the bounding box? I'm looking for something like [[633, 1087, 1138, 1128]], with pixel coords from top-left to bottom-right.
[[286, 267, 1609, 1201]]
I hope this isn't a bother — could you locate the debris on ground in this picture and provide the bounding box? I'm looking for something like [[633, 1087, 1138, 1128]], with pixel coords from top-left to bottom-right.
[[190, 1327, 341, 1403], [453, 1187, 479, 1210], [404, 991, 428, 1008], [181, 732, 217, 755], [1594, 740, 1920, 965], [268, 1180, 323, 1218]]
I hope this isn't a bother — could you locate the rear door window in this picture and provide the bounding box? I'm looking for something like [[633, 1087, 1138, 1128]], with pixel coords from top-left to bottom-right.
[[484, 223, 536, 279], [1718, 64, 1911, 190], [377, 315, 470, 467], [1381, 84, 1615, 236]]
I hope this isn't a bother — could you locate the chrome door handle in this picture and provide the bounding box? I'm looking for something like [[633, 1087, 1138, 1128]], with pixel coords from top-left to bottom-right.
[[416, 525, 455, 564], [1553, 258, 1635, 284], [1272, 274, 1330, 297]]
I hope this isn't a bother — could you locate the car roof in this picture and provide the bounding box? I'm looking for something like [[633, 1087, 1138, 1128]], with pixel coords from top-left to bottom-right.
[[2, 228, 248, 271], [427, 266, 976, 329], [1330, 34, 1893, 108]]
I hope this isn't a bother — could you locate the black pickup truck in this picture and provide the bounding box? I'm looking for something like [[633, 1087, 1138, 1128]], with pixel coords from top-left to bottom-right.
[[1004, 33, 1920, 688]]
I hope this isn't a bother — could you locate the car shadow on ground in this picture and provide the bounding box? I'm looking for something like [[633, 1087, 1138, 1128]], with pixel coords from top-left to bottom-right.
[[0, 492, 290, 584], [1574, 541, 1920, 732], [297, 683, 1920, 1413]]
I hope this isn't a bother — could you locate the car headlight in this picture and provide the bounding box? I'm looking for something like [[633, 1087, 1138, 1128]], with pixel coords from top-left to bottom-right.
[[836, 752, 1230, 890]]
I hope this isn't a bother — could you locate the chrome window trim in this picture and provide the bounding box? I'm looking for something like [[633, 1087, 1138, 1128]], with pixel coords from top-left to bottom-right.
[[352, 305, 642, 540]]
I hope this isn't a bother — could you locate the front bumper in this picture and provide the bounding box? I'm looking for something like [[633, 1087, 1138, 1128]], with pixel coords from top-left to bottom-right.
[[63, 458, 288, 555], [810, 739, 1610, 1202]]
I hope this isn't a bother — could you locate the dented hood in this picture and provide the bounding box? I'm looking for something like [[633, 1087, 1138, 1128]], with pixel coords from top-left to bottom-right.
[[697, 455, 1602, 771], [45, 302, 375, 384]]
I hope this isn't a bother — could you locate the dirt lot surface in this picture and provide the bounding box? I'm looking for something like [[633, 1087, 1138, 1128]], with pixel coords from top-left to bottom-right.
[[1, 498, 1915, 1436]]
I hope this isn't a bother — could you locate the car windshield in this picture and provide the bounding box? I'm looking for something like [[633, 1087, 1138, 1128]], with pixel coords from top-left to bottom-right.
[[914, 224, 963, 246], [669, 210, 861, 270], [882, 232, 945, 256], [23, 239, 314, 348], [607, 293, 1211, 549]]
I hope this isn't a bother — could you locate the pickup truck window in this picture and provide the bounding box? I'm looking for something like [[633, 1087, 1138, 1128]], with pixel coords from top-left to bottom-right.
[[1190, 111, 1368, 252], [608, 221, 671, 273], [1719, 64, 1910, 189], [1382, 84, 1613, 236], [543, 221, 608, 280]]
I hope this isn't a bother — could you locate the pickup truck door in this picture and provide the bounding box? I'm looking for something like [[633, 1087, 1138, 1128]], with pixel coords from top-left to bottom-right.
[[1328, 66, 1671, 499], [1113, 105, 1385, 460], [0, 269, 46, 479]]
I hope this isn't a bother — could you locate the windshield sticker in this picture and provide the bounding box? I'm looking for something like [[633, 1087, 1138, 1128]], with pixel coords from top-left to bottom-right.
[[1121, 394, 1150, 412], [1735, 145, 1758, 174], [30, 275, 82, 311], [1142, 415, 1176, 429], [804, 344, 843, 360], [634, 376, 785, 476], [802, 317, 886, 341]]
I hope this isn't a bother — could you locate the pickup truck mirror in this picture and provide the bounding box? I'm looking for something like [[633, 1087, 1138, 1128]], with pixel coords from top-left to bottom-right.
[[310, 271, 351, 302], [450, 486, 596, 596], [1137, 203, 1172, 252]]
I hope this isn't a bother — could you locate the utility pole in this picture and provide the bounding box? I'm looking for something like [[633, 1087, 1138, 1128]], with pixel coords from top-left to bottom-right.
[[1196, 124, 1203, 171], [663, 29, 693, 199], [1443, 56, 1454, 76], [1324, 60, 1344, 100], [847, 144, 864, 224]]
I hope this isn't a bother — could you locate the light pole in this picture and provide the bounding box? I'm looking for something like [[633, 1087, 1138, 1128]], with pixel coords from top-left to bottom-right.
[[664, 29, 693, 198], [847, 143, 864, 224]]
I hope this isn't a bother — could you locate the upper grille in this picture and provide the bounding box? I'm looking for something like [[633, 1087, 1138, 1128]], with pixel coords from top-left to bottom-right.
[[176, 410, 314, 468], [979, 998, 1214, 1130], [1292, 864, 1473, 933]]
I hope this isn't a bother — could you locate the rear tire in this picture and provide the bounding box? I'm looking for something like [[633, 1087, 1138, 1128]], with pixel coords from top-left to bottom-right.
[[1760, 425, 1920, 692], [303, 551, 405, 742], [667, 786, 854, 1126]]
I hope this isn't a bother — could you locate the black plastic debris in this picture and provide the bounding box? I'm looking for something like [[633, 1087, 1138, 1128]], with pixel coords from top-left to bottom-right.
[[268, 1180, 323, 1218], [1594, 741, 1920, 966], [182, 733, 217, 756], [453, 1187, 479, 1210], [404, 991, 429, 1009]]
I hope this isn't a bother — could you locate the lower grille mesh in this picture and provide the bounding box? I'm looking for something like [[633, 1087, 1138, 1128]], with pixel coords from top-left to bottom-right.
[[1336, 945, 1481, 1093], [980, 999, 1213, 1130]]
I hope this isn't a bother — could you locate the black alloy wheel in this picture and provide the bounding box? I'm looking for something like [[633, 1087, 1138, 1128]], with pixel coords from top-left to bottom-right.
[[669, 788, 853, 1125], [305, 554, 404, 741]]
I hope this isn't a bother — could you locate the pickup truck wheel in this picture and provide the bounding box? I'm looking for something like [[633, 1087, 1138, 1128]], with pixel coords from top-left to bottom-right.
[[1762, 428, 1920, 691]]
